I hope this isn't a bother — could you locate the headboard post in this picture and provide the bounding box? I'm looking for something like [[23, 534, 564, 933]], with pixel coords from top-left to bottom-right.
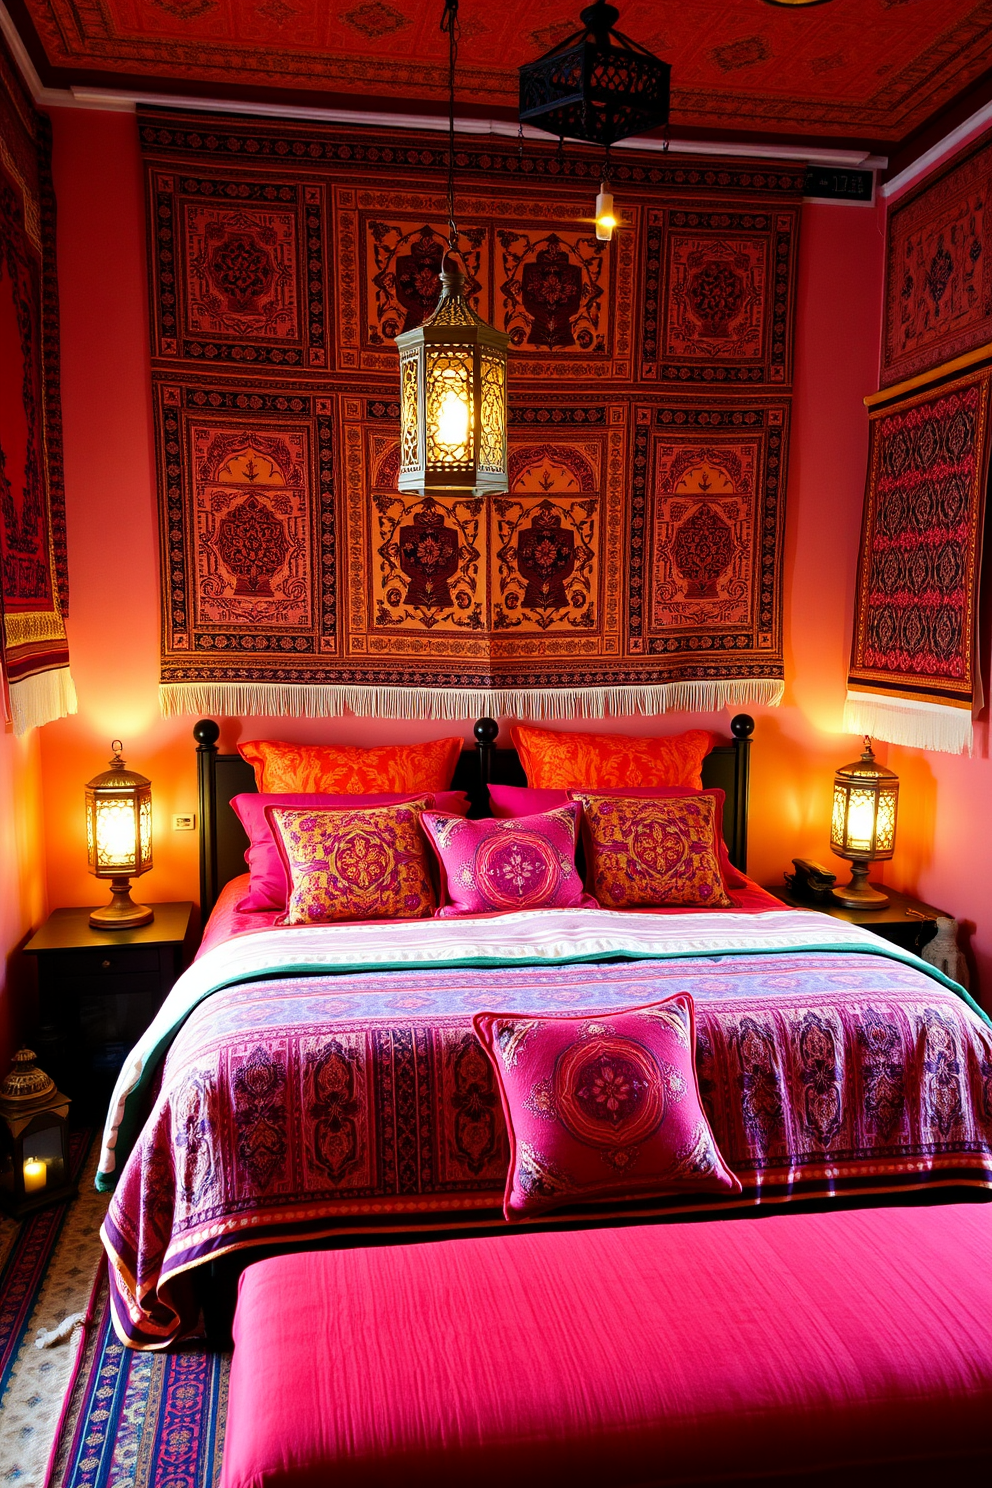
[[474, 717, 499, 787], [194, 719, 221, 915], [729, 714, 754, 873]]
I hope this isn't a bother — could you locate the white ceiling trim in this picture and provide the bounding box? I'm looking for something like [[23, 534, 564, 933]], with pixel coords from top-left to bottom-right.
[[881, 96, 992, 201]]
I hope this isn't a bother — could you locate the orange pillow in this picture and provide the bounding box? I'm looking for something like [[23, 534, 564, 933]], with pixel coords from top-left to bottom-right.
[[510, 724, 713, 791], [266, 801, 437, 924], [572, 792, 733, 910], [239, 736, 462, 795]]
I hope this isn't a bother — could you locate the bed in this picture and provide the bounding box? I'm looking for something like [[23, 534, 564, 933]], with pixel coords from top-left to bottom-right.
[[98, 717, 992, 1349]]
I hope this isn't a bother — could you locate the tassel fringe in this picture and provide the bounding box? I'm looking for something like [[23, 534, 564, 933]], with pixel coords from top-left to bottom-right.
[[9, 667, 77, 736], [160, 679, 784, 722], [35, 1312, 86, 1349], [843, 693, 974, 756]]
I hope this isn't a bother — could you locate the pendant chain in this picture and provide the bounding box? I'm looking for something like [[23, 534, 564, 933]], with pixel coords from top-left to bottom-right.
[[441, 0, 460, 250]]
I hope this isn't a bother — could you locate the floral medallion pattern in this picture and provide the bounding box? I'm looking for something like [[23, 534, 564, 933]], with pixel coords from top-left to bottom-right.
[[574, 792, 733, 910], [882, 132, 992, 386], [422, 802, 590, 915]]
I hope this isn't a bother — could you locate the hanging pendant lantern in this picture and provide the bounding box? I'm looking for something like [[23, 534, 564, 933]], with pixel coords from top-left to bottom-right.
[[518, 0, 671, 148], [395, 0, 509, 496]]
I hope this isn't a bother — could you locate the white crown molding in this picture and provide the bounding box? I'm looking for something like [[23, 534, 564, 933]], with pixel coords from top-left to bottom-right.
[[1, 2, 887, 171], [881, 96, 992, 201]]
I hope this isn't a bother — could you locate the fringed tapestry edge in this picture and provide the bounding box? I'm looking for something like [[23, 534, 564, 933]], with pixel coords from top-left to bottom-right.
[[9, 666, 77, 736], [160, 679, 785, 722], [843, 691, 973, 756]]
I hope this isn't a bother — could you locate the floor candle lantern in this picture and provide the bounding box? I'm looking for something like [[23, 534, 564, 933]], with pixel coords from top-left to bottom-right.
[[0, 1048, 76, 1219]]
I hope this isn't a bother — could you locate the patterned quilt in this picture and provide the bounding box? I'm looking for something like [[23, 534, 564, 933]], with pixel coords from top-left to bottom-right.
[[99, 911, 992, 1348]]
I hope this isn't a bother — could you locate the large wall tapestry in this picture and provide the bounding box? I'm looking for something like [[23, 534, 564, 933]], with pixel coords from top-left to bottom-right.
[[140, 111, 802, 720], [0, 36, 73, 734], [846, 358, 992, 755], [881, 129, 992, 389]]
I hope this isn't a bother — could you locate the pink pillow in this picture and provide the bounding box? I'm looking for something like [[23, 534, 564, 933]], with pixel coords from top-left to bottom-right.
[[490, 784, 747, 890], [421, 804, 596, 917], [232, 791, 469, 912], [473, 996, 740, 1221]]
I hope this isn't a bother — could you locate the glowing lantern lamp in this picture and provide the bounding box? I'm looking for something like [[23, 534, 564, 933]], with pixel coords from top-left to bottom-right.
[[0, 1048, 75, 1219], [85, 740, 154, 929], [395, 0, 509, 496], [829, 738, 899, 909]]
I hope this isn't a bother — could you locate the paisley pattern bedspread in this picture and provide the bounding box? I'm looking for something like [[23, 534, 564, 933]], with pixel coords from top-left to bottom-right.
[[100, 911, 992, 1348]]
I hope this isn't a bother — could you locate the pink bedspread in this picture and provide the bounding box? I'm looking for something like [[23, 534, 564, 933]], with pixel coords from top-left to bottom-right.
[[197, 873, 789, 957], [104, 911, 992, 1347], [221, 1204, 992, 1487]]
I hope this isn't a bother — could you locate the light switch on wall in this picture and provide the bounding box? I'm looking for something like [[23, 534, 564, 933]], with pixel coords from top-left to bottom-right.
[[173, 813, 196, 831]]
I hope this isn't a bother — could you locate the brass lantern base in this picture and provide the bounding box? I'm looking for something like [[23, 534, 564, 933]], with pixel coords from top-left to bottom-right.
[[831, 859, 890, 910], [89, 877, 153, 930]]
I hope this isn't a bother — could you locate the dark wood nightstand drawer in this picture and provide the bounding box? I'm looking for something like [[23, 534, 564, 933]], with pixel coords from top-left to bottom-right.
[[66, 970, 167, 1000], [40, 946, 164, 979]]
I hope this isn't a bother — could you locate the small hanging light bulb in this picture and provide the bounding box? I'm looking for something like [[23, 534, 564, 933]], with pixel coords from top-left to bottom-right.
[[595, 182, 616, 242]]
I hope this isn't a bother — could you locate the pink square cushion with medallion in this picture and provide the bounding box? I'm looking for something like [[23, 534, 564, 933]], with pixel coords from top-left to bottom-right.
[[232, 790, 468, 912], [420, 803, 596, 917], [473, 995, 740, 1220]]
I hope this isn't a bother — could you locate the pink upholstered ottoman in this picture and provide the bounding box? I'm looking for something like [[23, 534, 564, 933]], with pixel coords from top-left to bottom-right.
[[220, 1204, 992, 1488]]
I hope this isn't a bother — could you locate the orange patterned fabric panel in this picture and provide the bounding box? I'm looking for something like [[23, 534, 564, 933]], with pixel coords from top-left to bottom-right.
[[572, 792, 733, 910], [511, 725, 713, 790], [266, 801, 437, 924], [240, 736, 462, 794]]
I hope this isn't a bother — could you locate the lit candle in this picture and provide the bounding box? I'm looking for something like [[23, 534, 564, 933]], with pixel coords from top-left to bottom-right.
[[23, 1158, 46, 1193]]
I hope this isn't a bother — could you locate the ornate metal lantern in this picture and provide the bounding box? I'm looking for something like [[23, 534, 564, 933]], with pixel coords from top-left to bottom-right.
[[0, 1048, 75, 1219], [829, 739, 899, 909], [85, 741, 154, 929], [396, 0, 509, 495], [518, 0, 671, 148]]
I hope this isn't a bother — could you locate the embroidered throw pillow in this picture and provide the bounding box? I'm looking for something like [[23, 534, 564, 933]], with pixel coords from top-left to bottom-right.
[[511, 724, 713, 791], [473, 997, 740, 1220], [232, 791, 469, 912], [421, 804, 596, 917], [266, 801, 436, 925], [240, 736, 462, 795], [490, 783, 747, 890], [572, 792, 733, 909]]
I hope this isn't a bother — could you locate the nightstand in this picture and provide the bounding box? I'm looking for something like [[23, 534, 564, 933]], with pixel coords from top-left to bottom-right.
[[766, 883, 944, 957], [24, 902, 196, 1120]]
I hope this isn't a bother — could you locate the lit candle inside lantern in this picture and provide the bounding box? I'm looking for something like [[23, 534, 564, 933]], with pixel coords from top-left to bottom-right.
[[22, 1159, 46, 1193], [845, 791, 877, 852], [436, 384, 469, 450]]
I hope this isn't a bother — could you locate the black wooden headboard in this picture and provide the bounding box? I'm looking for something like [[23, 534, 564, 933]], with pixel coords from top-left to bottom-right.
[[194, 715, 754, 918]]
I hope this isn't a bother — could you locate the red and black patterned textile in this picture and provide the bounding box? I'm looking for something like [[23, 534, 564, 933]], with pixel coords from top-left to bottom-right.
[[882, 128, 992, 389], [846, 360, 992, 753], [0, 33, 73, 733], [139, 110, 802, 720]]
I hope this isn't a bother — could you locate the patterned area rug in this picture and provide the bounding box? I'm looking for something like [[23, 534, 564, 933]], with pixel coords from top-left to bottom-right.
[[0, 1136, 229, 1488], [0, 1134, 100, 1486]]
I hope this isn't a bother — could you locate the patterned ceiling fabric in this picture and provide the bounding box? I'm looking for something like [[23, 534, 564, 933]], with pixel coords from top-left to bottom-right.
[[19, 1, 992, 145], [845, 359, 992, 756], [882, 130, 992, 389], [0, 33, 74, 734], [142, 111, 800, 721]]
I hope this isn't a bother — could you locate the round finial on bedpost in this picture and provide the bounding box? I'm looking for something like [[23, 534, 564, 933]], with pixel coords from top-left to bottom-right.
[[730, 714, 754, 740], [474, 717, 499, 748], [193, 719, 220, 748]]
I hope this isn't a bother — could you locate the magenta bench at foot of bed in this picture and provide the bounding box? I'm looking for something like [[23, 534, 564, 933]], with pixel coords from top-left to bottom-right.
[[220, 1203, 992, 1488]]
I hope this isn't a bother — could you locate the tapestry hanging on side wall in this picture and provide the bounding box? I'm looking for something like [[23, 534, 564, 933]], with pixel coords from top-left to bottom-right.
[[0, 36, 74, 734], [881, 129, 992, 389], [140, 111, 802, 720], [846, 357, 992, 755]]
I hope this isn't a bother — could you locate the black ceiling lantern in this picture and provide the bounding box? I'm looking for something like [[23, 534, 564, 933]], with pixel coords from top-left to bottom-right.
[[518, 0, 671, 149]]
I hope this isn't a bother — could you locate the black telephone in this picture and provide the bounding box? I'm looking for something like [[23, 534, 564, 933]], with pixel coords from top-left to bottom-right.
[[784, 858, 837, 902]]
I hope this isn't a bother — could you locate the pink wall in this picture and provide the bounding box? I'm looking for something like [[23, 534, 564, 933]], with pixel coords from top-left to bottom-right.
[[46, 108, 966, 998], [0, 728, 47, 1069]]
